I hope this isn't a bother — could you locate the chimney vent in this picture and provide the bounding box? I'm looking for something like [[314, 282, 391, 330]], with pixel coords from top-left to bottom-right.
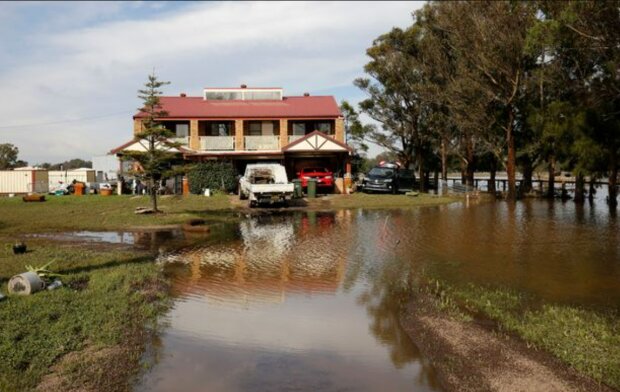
[[303, 92, 310, 97], [240, 84, 247, 89], [180, 93, 187, 97]]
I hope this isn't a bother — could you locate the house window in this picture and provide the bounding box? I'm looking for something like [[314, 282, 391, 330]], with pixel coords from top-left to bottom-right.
[[292, 123, 306, 136], [210, 122, 230, 136], [316, 122, 332, 133], [249, 121, 262, 136], [244, 91, 281, 100], [175, 124, 189, 138], [205, 91, 242, 100]]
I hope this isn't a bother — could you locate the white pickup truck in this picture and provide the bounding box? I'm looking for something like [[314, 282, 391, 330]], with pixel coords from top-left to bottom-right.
[[238, 163, 294, 207]]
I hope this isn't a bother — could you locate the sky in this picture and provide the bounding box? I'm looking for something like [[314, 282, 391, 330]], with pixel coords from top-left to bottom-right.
[[0, 1, 423, 164]]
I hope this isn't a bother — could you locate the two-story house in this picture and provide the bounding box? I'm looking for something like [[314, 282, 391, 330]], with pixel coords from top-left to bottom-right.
[[112, 85, 352, 185]]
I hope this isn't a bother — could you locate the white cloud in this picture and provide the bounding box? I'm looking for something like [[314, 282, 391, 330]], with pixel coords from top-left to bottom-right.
[[0, 1, 422, 163]]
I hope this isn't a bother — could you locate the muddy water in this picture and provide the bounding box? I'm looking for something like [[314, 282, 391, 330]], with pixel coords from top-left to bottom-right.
[[135, 200, 619, 391]]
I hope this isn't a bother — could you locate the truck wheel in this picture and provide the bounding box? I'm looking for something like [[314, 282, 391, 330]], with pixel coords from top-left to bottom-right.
[[249, 200, 257, 208]]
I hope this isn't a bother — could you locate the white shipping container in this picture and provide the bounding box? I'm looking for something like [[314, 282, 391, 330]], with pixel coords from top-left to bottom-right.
[[0, 170, 49, 194], [48, 169, 96, 189]]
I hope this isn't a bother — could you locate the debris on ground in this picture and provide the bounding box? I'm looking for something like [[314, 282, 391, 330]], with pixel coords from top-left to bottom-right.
[[22, 194, 46, 202], [135, 207, 156, 214], [8, 271, 45, 295], [46, 280, 63, 291], [12, 242, 27, 254]]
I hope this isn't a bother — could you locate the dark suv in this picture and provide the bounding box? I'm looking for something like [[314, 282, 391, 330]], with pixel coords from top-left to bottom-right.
[[361, 163, 415, 194]]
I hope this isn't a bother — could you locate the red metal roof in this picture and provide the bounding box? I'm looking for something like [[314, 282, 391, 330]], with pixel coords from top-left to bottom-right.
[[134, 95, 342, 119]]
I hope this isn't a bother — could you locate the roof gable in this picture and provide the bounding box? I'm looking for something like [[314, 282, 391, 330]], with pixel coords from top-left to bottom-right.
[[282, 131, 352, 153]]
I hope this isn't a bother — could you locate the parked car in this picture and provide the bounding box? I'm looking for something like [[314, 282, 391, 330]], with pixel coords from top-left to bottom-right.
[[239, 163, 294, 207], [360, 162, 415, 194], [297, 167, 334, 190]]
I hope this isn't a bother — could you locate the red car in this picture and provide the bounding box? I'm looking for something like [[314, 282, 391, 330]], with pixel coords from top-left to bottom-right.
[[297, 167, 334, 189]]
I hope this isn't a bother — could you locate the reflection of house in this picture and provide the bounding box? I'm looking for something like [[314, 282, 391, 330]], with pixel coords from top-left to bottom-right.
[[167, 212, 347, 304], [111, 85, 352, 179]]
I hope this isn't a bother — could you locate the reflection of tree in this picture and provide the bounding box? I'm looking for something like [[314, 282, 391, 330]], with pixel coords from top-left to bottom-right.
[[357, 257, 438, 386]]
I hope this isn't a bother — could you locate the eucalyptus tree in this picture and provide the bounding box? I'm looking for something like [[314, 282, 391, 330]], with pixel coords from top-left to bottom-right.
[[532, 1, 620, 207], [433, 1, 538, 200], [354, 24, 436, 191]]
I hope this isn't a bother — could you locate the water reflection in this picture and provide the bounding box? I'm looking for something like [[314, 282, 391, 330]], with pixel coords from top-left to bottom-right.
[[137, 199, 620, 391]]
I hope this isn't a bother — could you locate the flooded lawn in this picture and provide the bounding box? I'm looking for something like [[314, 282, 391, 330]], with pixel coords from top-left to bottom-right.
[[135, 200, 619, 391]]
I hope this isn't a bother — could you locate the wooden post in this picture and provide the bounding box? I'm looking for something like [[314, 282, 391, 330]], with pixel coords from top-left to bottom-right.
[[182, 176, 189, 196]]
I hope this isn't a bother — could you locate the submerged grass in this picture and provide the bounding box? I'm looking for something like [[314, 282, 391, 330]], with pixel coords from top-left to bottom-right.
[[423, 279, 620, 389], [312, 192, 457, 210], [0, 241, 169, 392]]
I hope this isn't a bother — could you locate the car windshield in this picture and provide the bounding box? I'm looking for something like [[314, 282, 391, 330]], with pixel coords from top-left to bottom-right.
[[368, 167, 394, 177], [303, 168, 329, 173]]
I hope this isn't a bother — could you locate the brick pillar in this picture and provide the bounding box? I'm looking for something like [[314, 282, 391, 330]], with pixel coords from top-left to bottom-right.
[[133, 118, 143, 136], [279, 119, 288, 148], [189, 120, 199, 150], [334, 117, 345, 142], [235, 120, 244, 150]]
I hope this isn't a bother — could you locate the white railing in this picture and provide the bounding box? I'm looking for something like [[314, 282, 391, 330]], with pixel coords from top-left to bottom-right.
[[244, 135, 280, 150], [200, 136, 234, 150], [171, 136, 189, 145], [288, 135, 304, 144]]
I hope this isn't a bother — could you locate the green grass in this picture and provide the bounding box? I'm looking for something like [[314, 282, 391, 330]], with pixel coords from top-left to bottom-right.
[[424, 279, 620, 389], [0, 241, 168, 391], [311, 192, 457, 210], [0, 194, 232, 233]]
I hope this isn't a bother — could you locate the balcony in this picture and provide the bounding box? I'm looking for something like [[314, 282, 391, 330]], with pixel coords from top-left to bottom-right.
[[200, 136, 234, 150], [244, 135, 279, 150]]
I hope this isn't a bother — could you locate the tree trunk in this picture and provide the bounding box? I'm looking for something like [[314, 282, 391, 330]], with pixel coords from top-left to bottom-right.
[[149, 136, 158, 212], [505, 108, 517, 201], [464, 136, 475, 187], [522, 160, 533, 194], [547, 155, 556, 199], [609, 153, 618, 209], [489, 158, 497, 195], [588, 177, 595, 204], [440, 139, 448, 181], [150, 178, 158, 212], [574, 173, 585, 204], [433, 170, 439, 192], [417, 146, 426, 192]]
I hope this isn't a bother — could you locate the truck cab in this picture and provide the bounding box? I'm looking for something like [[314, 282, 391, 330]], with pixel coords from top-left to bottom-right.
[[239, 163, 294, 207]]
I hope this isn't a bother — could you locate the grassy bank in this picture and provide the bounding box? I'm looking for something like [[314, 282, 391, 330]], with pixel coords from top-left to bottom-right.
[[422, 279, 620, 390], [0, 192, 456, 234], [0, 194, 232, 234], [0, 240, 168, 392]]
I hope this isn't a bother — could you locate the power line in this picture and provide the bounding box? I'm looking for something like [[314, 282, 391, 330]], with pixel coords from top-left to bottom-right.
[[0, 110, 132, 130]]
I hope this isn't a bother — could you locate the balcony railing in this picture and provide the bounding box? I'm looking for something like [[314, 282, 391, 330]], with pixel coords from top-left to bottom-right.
[[288, 135, 304, 144], [200, 136, 234, 150], [171, 136, 189, 146], [245, 135, 279, 150]]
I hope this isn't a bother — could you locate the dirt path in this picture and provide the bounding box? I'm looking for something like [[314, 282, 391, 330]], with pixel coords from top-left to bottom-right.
[[401, 294, 614, 392]]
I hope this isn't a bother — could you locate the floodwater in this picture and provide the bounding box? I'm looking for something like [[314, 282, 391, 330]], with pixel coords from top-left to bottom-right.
[[135, 199, 619, 392]]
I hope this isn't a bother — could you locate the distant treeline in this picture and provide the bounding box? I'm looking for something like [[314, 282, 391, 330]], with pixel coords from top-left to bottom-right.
[[344, 1, 619, 206]]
